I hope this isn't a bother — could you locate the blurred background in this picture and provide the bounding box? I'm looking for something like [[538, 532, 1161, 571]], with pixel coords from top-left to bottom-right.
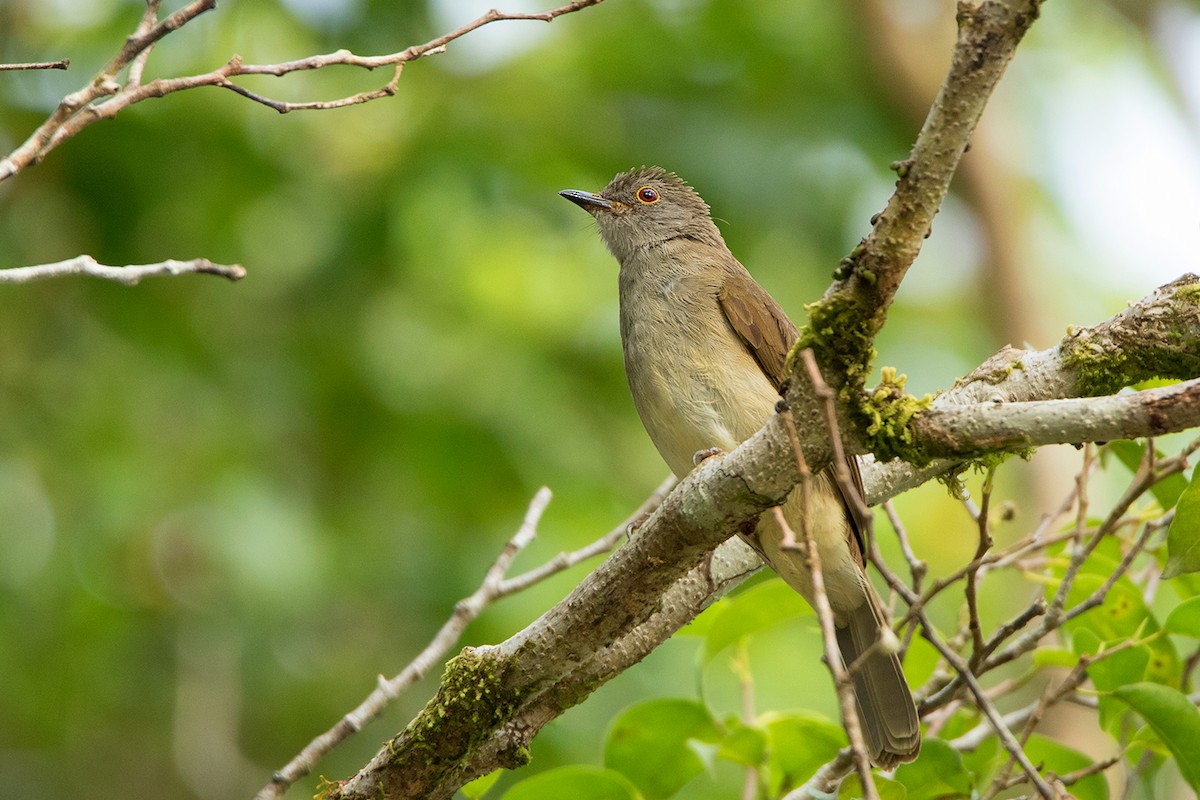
[[0, 0, 1198, 798]]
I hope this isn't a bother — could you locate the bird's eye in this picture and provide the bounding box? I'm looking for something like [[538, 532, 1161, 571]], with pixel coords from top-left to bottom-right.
[[636, 186, 660, 204]]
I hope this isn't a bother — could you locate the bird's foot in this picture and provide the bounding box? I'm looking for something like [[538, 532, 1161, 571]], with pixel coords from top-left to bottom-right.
[[692, 447, 724, 466], [626, 510, 651, 537]]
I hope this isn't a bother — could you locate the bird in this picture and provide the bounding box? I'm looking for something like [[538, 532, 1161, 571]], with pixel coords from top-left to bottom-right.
[[560, 166, 920, 768]]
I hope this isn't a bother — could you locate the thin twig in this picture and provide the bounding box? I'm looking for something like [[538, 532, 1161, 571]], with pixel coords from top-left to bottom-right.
[[783, 350, 879, 799], [255, 484, 657, 800], [966, 468, 995, 668], [0, 256, 245, 285], [1054, 756, 1121, 788], [920, 613, 1056, 799], [799, 349, 871, 529], [128, 0, 164, 87], [874, 501, 923, 657], [497, 475, 674, 594], [773, 510, 876, 797], [947, 702, 1036, 752], [0, 60, 70, 71], [783, 749, 856, 800], [883, 500, 925, 591], [779, 411, 814, 551], [0, 0, 607, 182]]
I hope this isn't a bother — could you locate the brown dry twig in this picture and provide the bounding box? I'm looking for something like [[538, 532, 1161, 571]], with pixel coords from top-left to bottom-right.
[[0, 60, 70, 71], [782, 349, 879, 798], [0, 0, 606, 183], [773, 501, 878, 800]]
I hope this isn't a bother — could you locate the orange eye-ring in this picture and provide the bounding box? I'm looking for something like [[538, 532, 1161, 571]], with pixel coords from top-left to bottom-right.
[[636, 185, 660, 204]]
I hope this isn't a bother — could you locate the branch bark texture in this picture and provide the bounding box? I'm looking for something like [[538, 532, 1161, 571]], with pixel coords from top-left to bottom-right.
[[313, 5, 1200, 798], [797, 0, 1043, 398]]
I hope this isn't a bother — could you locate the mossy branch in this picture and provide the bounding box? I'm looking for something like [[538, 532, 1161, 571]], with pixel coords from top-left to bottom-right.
[[792, 0, 1043, 404], [327, 430, 818, 800], [326, 271, 1200, 799], [860, 274, 1200, 489]]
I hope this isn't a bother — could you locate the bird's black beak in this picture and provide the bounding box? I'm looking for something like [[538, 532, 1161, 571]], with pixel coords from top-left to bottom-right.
[[559, 189, 613, 212]]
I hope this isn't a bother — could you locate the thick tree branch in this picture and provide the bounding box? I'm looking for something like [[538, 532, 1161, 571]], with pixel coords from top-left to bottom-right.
[[330, 267, 1200, 799], [863, 274, 1200, 499], [795, 0, 1043, 406], [307, 5, 1200, 796], [321, 269, 1200, 798], [327, 423, 812, 800], [912, 377, 1200, 457], [256, 478, 675, 800]]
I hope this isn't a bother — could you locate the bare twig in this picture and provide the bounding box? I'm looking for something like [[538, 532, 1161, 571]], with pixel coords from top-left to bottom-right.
[[255, 484, 655, 800], [1073, 443, 1095, 546], [128, 0, 165, 87], [919, 611, 1056, 799], [497, 475, 674, 594], [782, 748, 855, 800], [985, 635, 1143, 800], [779, 411, 814, 551], [0, 60, 70, 71], [0, 0, 606, 182], [0, 256, 245, 286], [966, 469, 995, 668], [799, 349, 871, 528], [1053, 756, 1122, 788], [784, 350, 878, 799], [947, 702, 1037, 752], [883, 500, 925, 591], [773, 504, 877, 800]]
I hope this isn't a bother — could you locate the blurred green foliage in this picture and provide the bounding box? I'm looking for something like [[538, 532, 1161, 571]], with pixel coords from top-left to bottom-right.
[[1, 1, 1198, 799]]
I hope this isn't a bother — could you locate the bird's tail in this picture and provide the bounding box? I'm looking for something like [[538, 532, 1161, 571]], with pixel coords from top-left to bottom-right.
[[835, 594, 921, 769]]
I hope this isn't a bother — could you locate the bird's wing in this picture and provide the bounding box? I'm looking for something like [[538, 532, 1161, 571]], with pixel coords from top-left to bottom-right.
[[716, 268, 798, 391], [717, 266, 868, 567]]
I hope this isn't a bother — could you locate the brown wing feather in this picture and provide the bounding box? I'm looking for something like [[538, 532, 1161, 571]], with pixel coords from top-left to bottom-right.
[[717, 266, 868, 563], [716, 268, 798, 390]]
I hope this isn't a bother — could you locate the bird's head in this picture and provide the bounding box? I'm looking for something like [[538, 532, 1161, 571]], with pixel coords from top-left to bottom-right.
[[560, 166, 723, 263]]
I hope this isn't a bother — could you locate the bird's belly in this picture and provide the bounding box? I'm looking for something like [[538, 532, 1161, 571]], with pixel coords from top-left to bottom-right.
[[621, 319, 778, 478]]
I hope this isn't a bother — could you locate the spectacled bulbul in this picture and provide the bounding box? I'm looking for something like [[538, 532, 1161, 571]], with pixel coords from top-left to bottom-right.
[[560, 166, 920, 768]]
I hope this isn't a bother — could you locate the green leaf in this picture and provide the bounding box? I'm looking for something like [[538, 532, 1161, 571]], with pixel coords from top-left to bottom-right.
[[1111, 682, 1200, 794], [1055, 571, 1179, 685], [892, 738, 971, 800], [1032, 647, 1078, 668], [500, 767, 642, 800], [700, 579, 811, 664], [836, 773, 907, 799], [1078, 636, 1151, 730], [761, 711, 846, 796], [1106, 440, 1188, 511], [462, 770, 502, 799], [958, 735, 1002, 793], [1165, 468, 1200, 578], [603, 699, 719, 799], [1165, 596, 1200, 637], [716, 717, 767, 767], [1023, 735, 1108, 800]]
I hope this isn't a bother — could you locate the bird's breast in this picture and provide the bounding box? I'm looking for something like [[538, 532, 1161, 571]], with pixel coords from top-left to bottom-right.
[[618, 272, 779, 478]]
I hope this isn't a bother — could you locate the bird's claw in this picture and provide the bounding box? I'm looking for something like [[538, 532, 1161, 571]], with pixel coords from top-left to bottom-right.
[[692, 447, 724, 466]]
